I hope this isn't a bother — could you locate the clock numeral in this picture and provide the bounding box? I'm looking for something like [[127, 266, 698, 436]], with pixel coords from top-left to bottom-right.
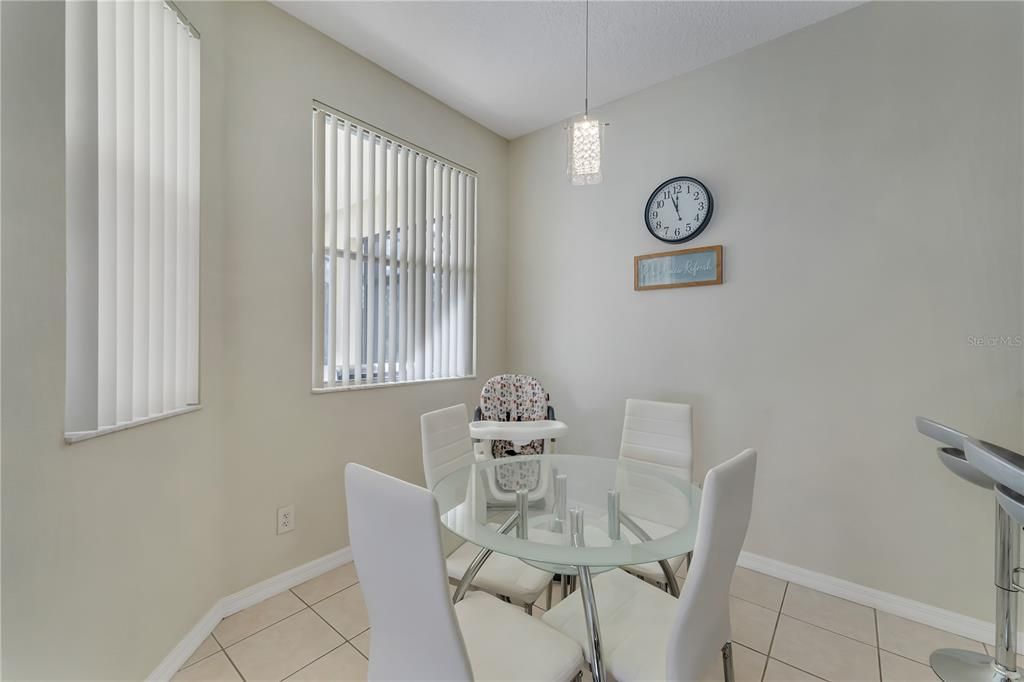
[[651, 210, 658, 219], [656, 200, 664, 209]]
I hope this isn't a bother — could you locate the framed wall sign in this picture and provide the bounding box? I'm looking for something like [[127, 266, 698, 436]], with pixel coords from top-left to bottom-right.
[[634, 245, 723, 291]]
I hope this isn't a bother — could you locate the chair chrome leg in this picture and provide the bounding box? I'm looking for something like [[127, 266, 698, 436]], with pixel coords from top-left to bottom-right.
[[562, 574, 570, 599], [452, 512, 521, 604], [722, 642, 735, 682], [525, 603, 533, 615], [572, 671, 583, 682], [619, 512, 681, 597], [547, 579, 554, 609]]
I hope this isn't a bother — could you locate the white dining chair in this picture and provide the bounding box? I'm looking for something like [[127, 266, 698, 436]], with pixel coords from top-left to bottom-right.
[[542, 448, 757, 682], [619, 399, 694, 588], [345, 463, 585, 681], [422, 404, 553, 612]]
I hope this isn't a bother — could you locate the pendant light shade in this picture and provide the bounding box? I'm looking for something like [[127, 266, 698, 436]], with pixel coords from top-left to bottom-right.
[[567, 0, 604, 185], [567, 114, 603, 185]]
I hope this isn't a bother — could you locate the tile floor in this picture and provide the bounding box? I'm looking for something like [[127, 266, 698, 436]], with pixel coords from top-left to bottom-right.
[[173, 562, 977, 682]]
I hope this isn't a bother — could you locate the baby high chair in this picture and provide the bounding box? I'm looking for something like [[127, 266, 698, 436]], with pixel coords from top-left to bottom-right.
[[470, 374, 568, 505]]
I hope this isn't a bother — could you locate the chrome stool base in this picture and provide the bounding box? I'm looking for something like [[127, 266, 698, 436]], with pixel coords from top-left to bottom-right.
[[931, 649, 1019, 682]]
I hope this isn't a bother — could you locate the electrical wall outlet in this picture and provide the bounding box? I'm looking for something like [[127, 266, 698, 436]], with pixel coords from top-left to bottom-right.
[[277, 505, 295, 535]]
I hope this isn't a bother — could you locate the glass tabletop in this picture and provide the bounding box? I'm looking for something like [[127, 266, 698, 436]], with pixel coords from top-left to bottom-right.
[[431, 454, 701, 572]]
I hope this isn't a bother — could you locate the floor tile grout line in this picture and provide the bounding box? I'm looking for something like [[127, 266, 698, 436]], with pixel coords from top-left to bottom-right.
[[772, 580, 877, 647], [765, 657, 830, 682], [220, 606, 351, 681], [289, 587, 310, 607], [777, 610, 879, 648], [291, 579, 360, 609], [771, 612, 888, 682], [221, 647, 248, 682], [729, 591, 785, 614], [280, 642, 351, 681], [350, 626, 371, 660], [875, 609, 882, 682], [216, 580, 361, 653], [307, 596, 357, 645], [178, 648, 220, 672], [218, 605, 310, 652], [774, 611, 880, 651], [883, 647, 951, 670], [178, 632, 228, 672], [312, 581, 362, 607], [761, 581, 789, 682]]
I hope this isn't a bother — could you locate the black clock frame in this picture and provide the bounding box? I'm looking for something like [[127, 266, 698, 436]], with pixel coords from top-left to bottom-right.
[[644, 176, 714, 244]]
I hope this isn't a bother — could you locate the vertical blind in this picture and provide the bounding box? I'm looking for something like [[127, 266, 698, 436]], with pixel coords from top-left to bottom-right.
[[65, 0, 200, 437], [312, 103, 477, 389]]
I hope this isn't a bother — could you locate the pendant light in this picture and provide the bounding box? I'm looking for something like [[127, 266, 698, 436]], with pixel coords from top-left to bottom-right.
[[567, 0, 604, 185]]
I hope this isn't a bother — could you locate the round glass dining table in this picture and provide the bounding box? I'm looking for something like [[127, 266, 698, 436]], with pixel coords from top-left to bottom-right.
[[431, 454, 701, 682]]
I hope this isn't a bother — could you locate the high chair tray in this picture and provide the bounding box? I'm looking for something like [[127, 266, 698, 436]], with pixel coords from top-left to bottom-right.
[[469, 420, 568, 445]]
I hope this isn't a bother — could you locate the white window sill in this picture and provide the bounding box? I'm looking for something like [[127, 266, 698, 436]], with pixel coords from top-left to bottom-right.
[[312, 374, 476, 394], [64, 404, 203, 444]]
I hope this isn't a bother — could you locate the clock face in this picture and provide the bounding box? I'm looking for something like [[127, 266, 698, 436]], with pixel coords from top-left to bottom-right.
[[644, 177, 714, 243]]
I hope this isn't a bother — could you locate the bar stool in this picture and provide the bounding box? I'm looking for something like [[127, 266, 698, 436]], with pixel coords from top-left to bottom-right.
[[916, 417, 1019, 682]]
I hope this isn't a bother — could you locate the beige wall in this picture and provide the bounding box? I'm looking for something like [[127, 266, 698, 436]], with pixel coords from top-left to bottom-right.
[[0, 1, 508, 678], [210, 1, 508, 594], [507, 1, 1023, 623], [1, 2, 229, 679]]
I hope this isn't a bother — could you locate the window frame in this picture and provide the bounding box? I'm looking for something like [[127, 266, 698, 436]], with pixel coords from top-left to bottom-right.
[[311, 100, 478, 394]]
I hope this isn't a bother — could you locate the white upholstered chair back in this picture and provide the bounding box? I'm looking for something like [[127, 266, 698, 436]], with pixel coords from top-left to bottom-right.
[[619, 399, 693, 480], [617, 400, 694, 528], [345, 463, 474, 681], [666, 449, 757, 680], [421, 404, 475, 490]]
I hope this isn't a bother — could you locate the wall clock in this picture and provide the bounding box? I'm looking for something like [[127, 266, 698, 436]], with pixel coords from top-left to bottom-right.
[[644, 176, 714, 243]]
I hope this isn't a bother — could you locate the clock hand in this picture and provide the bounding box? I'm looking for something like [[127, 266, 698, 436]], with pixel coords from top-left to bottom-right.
[[670, 193, 682, 220]]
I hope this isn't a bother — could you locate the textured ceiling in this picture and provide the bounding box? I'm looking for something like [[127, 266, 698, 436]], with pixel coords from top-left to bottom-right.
[[274, 1, 859, 139]]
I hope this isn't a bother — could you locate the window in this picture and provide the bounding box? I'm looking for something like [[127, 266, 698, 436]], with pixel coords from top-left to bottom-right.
[[312, 102, 476, 390], [65, 1, 201, 442]]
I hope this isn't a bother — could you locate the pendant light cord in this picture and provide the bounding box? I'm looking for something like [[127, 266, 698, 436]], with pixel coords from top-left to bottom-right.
[[584, 0, 590, 117]]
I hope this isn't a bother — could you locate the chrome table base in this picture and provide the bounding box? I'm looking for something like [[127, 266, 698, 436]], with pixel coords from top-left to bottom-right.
[[931, 649, 1020, 682], [570, 508, 607, 682], [450, 482, 687, 682]]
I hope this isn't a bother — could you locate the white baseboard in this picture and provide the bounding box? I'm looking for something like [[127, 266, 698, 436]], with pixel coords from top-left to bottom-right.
[[147, 602, 225, 682], [220, 546, 353, 618], [147, 546, 353, 682], [738, 551, 1018, 650]]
